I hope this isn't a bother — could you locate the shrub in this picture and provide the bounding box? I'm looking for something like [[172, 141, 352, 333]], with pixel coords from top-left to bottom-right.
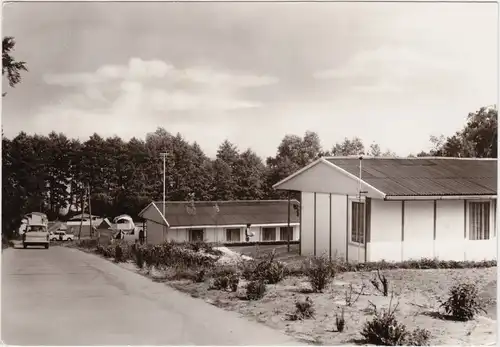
[[303, 255, 336, 292], [288, 297, 315, 320], [370, 269, 389, 296], [195, 269, 206, 283], [345, 283, 365, 306], [439, 282, 486, 321], [243, 250, 287, 284], [134, 247, 145, 269], [246, 280, 266, 300], [115, 244, 124, 262], [211, 267, 239, 291], [361, 297, 430, 346], [335, 308, 346, 332], [290, 258, 496, 277], [228, 274, 240, 292]]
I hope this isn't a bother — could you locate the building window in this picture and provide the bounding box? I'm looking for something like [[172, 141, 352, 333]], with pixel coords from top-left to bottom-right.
[[280, 226, 293, 241], [189, 229, 204, 242], [351, 201, 365, 244], [262, 227, 276, 241], [469, 201, 490, 240], [225, 228, 241, 242]]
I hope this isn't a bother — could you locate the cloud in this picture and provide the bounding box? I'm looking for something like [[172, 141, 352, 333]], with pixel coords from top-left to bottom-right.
[[37, 57, 272, 130], [313, 46, 461, 93], [44, 58, 278, 88]]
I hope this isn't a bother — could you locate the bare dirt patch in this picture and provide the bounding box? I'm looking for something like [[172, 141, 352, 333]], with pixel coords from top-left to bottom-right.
[[165, 267, 497, 346]]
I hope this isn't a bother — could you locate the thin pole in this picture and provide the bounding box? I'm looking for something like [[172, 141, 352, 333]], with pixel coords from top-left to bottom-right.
[[358, 157, 363, 263], [160, 152, 167, 243], [287, 191, 291, 253], [78, 186, 84, 240], [88, 183, 93, 239]]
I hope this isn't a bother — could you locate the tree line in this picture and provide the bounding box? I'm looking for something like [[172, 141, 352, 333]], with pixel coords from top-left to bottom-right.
[[2, 36, 497, 238]]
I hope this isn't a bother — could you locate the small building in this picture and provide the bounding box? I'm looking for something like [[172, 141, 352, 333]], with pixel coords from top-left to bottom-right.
[[65, 214, 102, 237], [273, 157, 497, 263], [138, 200, 300, 245]]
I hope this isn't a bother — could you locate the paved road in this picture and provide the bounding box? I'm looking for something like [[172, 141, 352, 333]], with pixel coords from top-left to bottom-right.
[[2, 245, 304, 345]]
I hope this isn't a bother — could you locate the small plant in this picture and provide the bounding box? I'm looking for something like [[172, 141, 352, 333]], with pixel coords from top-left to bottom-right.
[[211, 268, 239, 291], [406, 328, 431, 346], [370, 269, 389, 296], [345, 283, 365, 306], [288, 297, 315, 320], [213, 275, 230, 290], [439, 282, 486, 321], [195, 269, 206, 283], [228, 274, 240, 292], [114, 244, 124, 262], [303, 255, 336, 292], [134, 247, 145, 269], [335, 307, 346, 332], [361, 295, 430, 346], [246, 280, 266, 300]]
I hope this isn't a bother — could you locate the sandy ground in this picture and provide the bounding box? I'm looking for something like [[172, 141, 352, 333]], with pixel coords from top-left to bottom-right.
[[164, 267, 497, 346]]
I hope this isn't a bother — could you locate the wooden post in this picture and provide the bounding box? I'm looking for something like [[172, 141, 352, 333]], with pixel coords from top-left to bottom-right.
[[287, 191, 291, 253], [78, 186, 84, 240], [88, 183, 93, 239]]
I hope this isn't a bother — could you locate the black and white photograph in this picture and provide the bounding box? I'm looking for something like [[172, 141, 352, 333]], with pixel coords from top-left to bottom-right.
[[1, 1, 498, 345]]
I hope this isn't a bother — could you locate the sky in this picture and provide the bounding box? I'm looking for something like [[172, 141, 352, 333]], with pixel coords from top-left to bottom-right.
[[2, 1, 498, 159]]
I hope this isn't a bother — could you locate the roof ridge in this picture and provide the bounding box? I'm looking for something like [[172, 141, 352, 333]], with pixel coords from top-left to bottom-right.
[[325, 156, 497, 161], [154, 199, 300, 204]]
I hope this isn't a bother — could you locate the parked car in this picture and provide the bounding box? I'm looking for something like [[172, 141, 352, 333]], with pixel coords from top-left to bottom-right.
[[23, 224, 49, 249], [50, 230, 74, 242]]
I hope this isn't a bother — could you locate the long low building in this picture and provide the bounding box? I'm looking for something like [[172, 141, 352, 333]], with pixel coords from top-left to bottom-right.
[[138, 200, 300, 245]]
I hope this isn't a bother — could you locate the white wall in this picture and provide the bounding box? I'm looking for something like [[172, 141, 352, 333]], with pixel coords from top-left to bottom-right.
[[301, 192, 316, 256], [146, 223, 299, 245], [330, 195, 347, 260], [301, 192, 354, 260], [367, 199, 497, 262]]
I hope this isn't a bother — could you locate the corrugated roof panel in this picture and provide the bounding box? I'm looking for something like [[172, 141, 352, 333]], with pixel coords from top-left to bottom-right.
[[326, 158, 497, 196], [152, 200, 300, 227]]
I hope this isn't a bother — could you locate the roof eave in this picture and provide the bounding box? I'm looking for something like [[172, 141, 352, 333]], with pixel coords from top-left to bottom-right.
[[384, 194, 497, 201]]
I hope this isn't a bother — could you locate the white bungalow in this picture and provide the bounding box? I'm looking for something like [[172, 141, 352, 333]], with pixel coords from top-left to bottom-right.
[[138, 200, 300, 245], [273, 157, 497, 263]]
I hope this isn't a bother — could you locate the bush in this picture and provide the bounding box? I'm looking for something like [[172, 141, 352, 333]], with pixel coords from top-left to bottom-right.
[[289, 297, 315, 320], [242, 250, 286, 284], [195, 269, 206, 283], [290, 258, 496, 277], [246, 280, 266, 300], [115, 244, 125, 262], [303, 255, 336, 292], [439, 282, 486, 321], [361, 297, 431, 346], [211, 267, 239, 291], [134, 247, 145, 269]]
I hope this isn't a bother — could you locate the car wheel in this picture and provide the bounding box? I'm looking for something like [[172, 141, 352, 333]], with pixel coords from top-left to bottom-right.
[[68, 238, 73, 241], [45, 244, 49, 249]]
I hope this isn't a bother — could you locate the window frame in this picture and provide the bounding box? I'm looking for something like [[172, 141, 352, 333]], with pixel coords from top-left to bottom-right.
[[468, 200, 491, 241], [189, 228, 205, 242], [262, 227, 276, 241], [225, 228, 241, 242], [351, 201, 365, 245], [279, 226, 293, 241]]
